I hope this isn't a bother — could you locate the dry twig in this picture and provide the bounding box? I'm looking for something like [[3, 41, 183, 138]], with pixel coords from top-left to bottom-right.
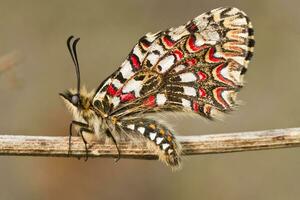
[[0, 127, 299, 160]]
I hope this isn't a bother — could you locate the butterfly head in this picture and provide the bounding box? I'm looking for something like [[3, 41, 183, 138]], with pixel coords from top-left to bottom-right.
[[60, 87, 93, 112]]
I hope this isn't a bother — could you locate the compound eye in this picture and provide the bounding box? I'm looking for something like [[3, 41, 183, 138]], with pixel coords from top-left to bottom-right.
[[71, 95, 80, 106]]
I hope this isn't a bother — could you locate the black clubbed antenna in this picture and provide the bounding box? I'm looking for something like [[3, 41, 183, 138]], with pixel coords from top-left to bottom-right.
[[67, 35, 81, 95]]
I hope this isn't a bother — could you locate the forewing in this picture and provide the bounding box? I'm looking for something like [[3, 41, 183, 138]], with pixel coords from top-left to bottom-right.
[[93, 7, 254, 119], [92, 31, 163, 112]]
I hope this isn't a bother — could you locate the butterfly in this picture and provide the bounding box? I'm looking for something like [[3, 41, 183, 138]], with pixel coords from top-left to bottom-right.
[[60, 7, 254, 169]]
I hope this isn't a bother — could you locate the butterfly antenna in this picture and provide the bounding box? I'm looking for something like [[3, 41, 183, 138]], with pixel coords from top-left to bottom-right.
[[67, 35, 81, 95]]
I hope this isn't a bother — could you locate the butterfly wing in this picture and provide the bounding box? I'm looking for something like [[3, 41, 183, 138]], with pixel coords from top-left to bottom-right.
[[93, 7, 254, 120], [91, 7, 254, 169]]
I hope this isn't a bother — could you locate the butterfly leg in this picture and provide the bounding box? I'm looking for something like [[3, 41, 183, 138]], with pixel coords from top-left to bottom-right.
[[105, 129, 121, 162], [69, 121, 89, 154], [78, 127, 93, 161]]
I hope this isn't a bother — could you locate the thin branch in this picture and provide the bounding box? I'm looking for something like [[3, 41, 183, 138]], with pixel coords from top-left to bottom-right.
[[0, 127, 300, 160]]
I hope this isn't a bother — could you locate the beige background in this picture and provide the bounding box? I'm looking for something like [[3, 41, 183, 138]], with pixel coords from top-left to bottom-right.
[[0, 0, 300, 199]]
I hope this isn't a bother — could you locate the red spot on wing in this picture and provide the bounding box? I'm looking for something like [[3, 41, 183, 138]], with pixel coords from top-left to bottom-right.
[[143, 95, 156, 107], [186, 58, 197, 66], [197, 71, 207, 81], [215, 63, 235, 86], [173, 49, 184, 60], [187, 35, 199, 52], [162, 36, 175, 47], [130, 54, 141, 69], [120, 93, 136, 102], [107, 84, 117, 96], [208, 47, 222, 63], [114, 89, 122, 97], [187, 35, 208, 52], [214, 87, 229, 109], [198, 88, 207, 98], [192, 101, 199, 112]]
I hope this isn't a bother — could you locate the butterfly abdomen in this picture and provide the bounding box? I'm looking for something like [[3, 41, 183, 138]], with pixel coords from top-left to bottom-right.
[[120, 118, 182, 168]]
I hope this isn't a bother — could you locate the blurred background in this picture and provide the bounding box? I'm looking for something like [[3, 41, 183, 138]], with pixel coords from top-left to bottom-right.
[[0, 0, 299, 199]]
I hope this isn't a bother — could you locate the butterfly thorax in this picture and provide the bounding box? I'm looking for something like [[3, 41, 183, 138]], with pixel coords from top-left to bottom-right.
[[61, 87, 109, 138]]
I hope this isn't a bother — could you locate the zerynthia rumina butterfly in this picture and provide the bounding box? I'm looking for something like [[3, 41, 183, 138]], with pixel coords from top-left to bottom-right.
[[60, 7, 254, 169]]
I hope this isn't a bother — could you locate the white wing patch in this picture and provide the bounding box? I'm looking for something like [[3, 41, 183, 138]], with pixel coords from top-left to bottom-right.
[[158, 55, 175, 73], [122, 79, 143, 97], [156, 94, 167, 105], [183, 86, 197, 96], [120, 61, 134, 79], [179, 73, 197, 82]]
